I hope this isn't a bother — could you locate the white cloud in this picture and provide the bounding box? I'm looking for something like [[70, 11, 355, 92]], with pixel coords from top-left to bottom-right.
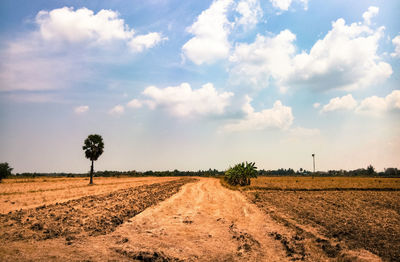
[[269, 0, 308, 11], [356, 90, 400, 115], [229, 30, 296, 88], [235, 0, 263, 28], [36, 7, 165, 51], [319, 91, 400, 116], [127, 99, 143, 108], [313, 102, 320, 109], [140, 82, 234, 117], [230, 9, 392, 91], [391, 35, 400, 58], [36, 7, 133, 44], [74, 105, 89, 114], [222, 95, 293, 132], [0, 7, 166, 92], [128, 32, 167, 53], [109, 105, 125, 115], [362, 6, 379, 25], [386, 90, 400, 109], [182, 0, 233, 65], [320, 94, 357, 113]]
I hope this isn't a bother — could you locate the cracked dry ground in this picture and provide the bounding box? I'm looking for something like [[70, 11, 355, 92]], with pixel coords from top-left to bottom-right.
[[0, 178, 384, 261]]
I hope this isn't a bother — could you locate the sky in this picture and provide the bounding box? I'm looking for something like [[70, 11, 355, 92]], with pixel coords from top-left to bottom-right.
[[0, 0, 399, 173]]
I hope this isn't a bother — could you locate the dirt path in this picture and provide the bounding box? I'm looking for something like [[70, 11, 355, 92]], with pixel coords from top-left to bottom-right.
[[104, 178, 292, 261], [1, 178, 340, 261]]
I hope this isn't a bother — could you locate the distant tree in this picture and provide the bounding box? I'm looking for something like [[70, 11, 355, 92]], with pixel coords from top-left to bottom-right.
[[384, 168, 399, 177], [367, 165, 375, 176], [82, 134, 104, 184], [225, 162, 258, 186], [0, 162, 13, 182]]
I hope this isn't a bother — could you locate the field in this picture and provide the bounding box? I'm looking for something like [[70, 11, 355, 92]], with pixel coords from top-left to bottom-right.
[[0, 176, 399, 261], [242, 177, 400, 261], [235, 176, 400, 190], [0, 177, 177, 213]]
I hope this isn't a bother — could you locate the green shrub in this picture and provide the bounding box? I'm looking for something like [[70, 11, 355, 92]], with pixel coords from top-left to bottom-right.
[[0, 162, 13, 182], [224, 162, 257, 186]]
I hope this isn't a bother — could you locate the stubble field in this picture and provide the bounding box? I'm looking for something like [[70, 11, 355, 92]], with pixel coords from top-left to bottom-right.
[[241, 177, 400, 261], [0, 176, 178, 213], [0, 176, 399, 261]]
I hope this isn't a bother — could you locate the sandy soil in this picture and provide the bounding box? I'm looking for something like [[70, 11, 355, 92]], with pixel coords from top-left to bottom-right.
[[0, 177, 178, 213], [0, 178, 386, 261], [103, 178, 293, 261]]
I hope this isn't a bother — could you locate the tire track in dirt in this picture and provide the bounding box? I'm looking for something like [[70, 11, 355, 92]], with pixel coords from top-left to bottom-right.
[[105, 178, 291, 261]]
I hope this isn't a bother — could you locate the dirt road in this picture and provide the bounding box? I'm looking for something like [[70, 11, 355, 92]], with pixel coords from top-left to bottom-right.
[[1, 178, 378, 261], [104, 178, 296, 261]]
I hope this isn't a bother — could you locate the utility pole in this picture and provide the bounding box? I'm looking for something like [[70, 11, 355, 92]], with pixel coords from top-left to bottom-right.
[[312, 153, 315, 173]]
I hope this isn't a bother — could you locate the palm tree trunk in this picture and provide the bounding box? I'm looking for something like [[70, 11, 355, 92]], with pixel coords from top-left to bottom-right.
[[89, 160, 94, 184]]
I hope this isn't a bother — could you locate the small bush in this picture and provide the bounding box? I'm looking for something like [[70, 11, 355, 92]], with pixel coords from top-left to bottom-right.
[[0, 162, 13, 182], [224, 162, 258, 186]]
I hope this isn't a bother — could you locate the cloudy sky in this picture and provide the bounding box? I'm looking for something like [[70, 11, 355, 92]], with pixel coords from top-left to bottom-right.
[[0, 0, 399, 173]]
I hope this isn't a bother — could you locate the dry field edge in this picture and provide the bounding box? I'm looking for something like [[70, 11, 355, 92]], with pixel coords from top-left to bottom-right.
[[238, 177, 400, 261], [243, 187, 400, 191], [0, 178, 197, 244]]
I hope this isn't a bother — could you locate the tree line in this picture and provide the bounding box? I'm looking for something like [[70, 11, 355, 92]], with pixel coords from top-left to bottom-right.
[[1, 134, 399, 183], [3, 166, 399, 180]]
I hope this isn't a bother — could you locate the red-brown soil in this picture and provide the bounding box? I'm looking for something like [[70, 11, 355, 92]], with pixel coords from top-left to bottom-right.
[[0, 178, 195, 244], [246, 190, 400, 261], [0, 177, 393, 261]]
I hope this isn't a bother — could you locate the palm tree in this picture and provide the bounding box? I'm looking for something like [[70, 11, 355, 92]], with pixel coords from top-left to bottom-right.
[[82, 134, 104, 184]]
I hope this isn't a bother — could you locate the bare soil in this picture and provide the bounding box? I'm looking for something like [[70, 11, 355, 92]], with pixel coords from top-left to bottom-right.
[[0, 177, 393, 261], [0, 178, 195, 244], [246, 190, 400, 261], [0, 176, 178, 213]]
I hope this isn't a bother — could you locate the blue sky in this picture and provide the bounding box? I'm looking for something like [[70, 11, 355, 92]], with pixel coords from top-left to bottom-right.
[[0, 0, 399, 173]]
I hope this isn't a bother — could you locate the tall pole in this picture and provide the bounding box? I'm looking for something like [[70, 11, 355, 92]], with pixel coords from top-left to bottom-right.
[[312, 154, 315, 173]]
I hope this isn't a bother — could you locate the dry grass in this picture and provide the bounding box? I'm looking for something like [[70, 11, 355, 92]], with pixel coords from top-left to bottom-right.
[[242, 176, 400, 261], [246, 176, 400, 190], [0, 177, 178, 213], [0, 178, 197, 243]]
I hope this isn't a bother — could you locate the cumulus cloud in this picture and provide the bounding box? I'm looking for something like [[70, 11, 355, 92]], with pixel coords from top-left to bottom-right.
[[229, 29, 296, 88], [222, 95, 293, 132], [269, 0, 308, 11], [313, 102, 320, 109], [36, 7, 165, 52], [230, 8, 392, 91], [74, 105, 89, 114], [362, 6, 379, 25], [0, 7, 166, 92], [136, 83, 234, 117], [356, 90, 400, 115], [109, 105, 125, 115], [319, 91, 400, 116], [320, 94, 357, 113], [391, 35, 400, 58], [235, 0, 263, 28], [128, 32, 167, 53], [182, 0, 233, 65], [127, 99, 143, 108], [36, 7, 134, 44]]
